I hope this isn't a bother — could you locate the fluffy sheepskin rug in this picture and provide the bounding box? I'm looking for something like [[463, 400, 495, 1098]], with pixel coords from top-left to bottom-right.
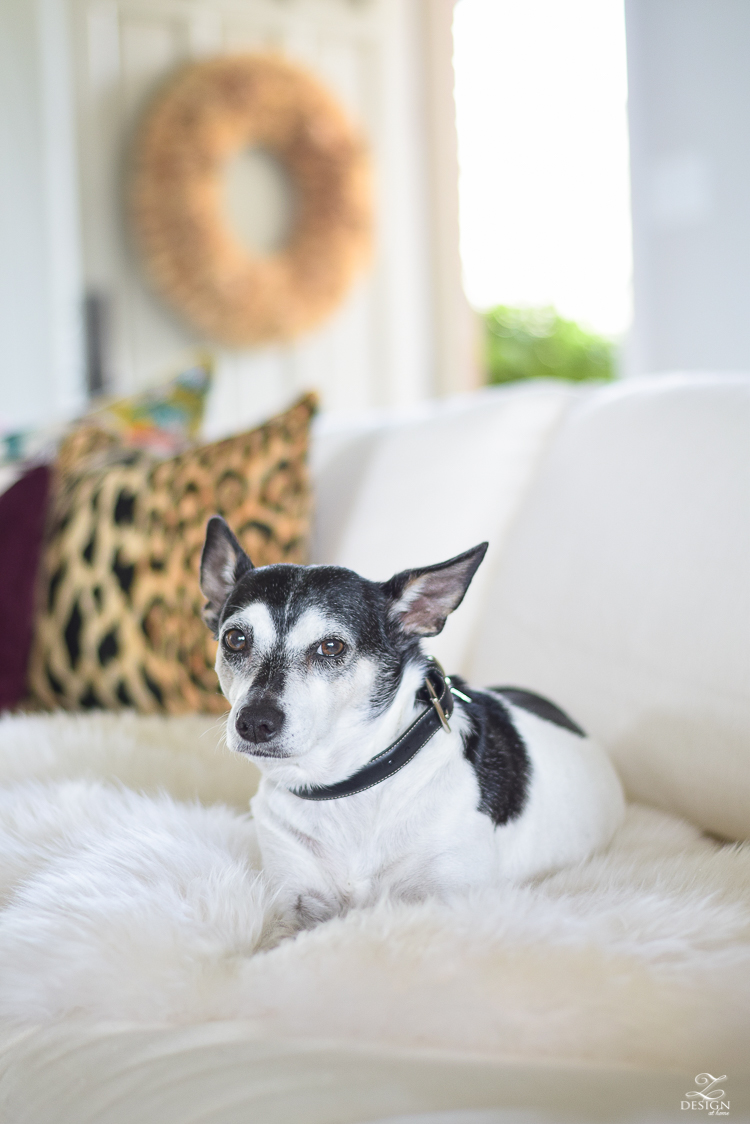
[[0, 711, 749, 1074]]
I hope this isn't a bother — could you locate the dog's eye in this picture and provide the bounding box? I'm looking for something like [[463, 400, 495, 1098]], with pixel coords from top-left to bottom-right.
[[223, 628, 248, 653], [316, 638, 345, 658]]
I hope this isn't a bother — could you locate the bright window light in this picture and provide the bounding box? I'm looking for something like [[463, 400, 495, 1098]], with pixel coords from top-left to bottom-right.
[[453, 0, 632, 338]]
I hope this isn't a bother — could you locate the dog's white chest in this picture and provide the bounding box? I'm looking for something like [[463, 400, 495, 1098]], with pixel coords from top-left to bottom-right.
[[251, 708, 624, 927], [253, 738, 495, 913]]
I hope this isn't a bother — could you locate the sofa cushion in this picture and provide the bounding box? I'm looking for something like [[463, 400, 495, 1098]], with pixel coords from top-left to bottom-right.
[[468, 374, 750, 841], [311, 382, 577, 672]]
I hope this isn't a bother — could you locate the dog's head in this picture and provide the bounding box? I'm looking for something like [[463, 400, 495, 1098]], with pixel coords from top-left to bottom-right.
[[200, 516, 487, 785]]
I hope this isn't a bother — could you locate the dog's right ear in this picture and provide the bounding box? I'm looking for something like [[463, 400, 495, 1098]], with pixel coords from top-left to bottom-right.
[[382, 542, 488, 638], [200, 516, 254, 636]]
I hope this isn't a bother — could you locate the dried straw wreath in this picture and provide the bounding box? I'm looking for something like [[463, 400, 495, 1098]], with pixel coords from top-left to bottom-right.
[[130, 54, 372, 346]]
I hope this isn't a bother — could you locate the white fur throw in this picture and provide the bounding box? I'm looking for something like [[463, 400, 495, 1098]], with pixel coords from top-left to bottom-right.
[[0, 711, 749, 1074]]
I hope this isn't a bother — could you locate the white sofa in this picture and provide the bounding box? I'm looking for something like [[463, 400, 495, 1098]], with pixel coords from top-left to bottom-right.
[[0, 374, 748, 1124], [312, 372, 749, 842]]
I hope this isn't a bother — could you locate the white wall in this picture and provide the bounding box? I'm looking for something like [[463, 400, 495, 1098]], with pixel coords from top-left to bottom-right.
[[0, 0, 471, 434], [626, 0, 750, 374], [0, 0, 84, 430]]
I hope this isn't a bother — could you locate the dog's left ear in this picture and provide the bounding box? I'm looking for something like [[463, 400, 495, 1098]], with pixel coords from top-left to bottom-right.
[[382, 543, 488, 637], [200, 515, 254, 636]]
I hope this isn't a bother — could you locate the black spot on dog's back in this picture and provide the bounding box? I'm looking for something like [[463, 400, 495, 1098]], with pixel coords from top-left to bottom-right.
[[454, 679, 531, 825], [491, 687, 586, 737]]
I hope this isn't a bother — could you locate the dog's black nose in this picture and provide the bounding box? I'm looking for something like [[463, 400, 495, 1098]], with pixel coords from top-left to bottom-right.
[[235, 703, 284, 744]]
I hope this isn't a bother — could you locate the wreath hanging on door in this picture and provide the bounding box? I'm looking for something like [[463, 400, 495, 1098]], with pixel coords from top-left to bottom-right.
[[130, 54, 372, 346]]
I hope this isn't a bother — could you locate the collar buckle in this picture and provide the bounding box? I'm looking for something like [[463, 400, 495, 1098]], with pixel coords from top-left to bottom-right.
[[425, 672, 451, 733]]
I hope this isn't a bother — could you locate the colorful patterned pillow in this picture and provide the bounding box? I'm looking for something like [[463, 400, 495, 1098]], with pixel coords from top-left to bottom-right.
[[85, 360, 213, 457], [1, 360, 213, 484], [27, 394, 316, 714]]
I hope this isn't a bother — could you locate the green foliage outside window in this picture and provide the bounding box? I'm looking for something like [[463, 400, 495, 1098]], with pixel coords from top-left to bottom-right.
[[484, 305, 615, 385]]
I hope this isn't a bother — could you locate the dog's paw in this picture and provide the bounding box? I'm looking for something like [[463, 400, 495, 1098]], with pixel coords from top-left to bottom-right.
[[294, 888, 341, 929], [254, 910, 302, 951], [255, 889, 341, 949]]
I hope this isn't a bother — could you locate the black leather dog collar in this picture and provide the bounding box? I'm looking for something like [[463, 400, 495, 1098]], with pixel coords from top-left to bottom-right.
[[291, 660, 457, 801]]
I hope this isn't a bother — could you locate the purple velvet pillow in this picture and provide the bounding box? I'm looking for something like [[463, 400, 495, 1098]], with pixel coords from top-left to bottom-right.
[[0, 464, 51, 710]]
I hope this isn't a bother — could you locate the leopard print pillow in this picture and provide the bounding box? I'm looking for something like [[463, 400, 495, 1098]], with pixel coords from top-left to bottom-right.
[[27, 394, 316, 714]]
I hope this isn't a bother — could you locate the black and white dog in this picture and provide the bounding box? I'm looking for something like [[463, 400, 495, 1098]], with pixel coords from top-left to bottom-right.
[[200, 516, 624, 936]]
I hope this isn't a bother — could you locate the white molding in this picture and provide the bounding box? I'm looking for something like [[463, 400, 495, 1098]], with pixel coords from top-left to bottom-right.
[[419, 0, 479, 396], [0, 0, 84, 428], [38, 0, 86, 418]]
